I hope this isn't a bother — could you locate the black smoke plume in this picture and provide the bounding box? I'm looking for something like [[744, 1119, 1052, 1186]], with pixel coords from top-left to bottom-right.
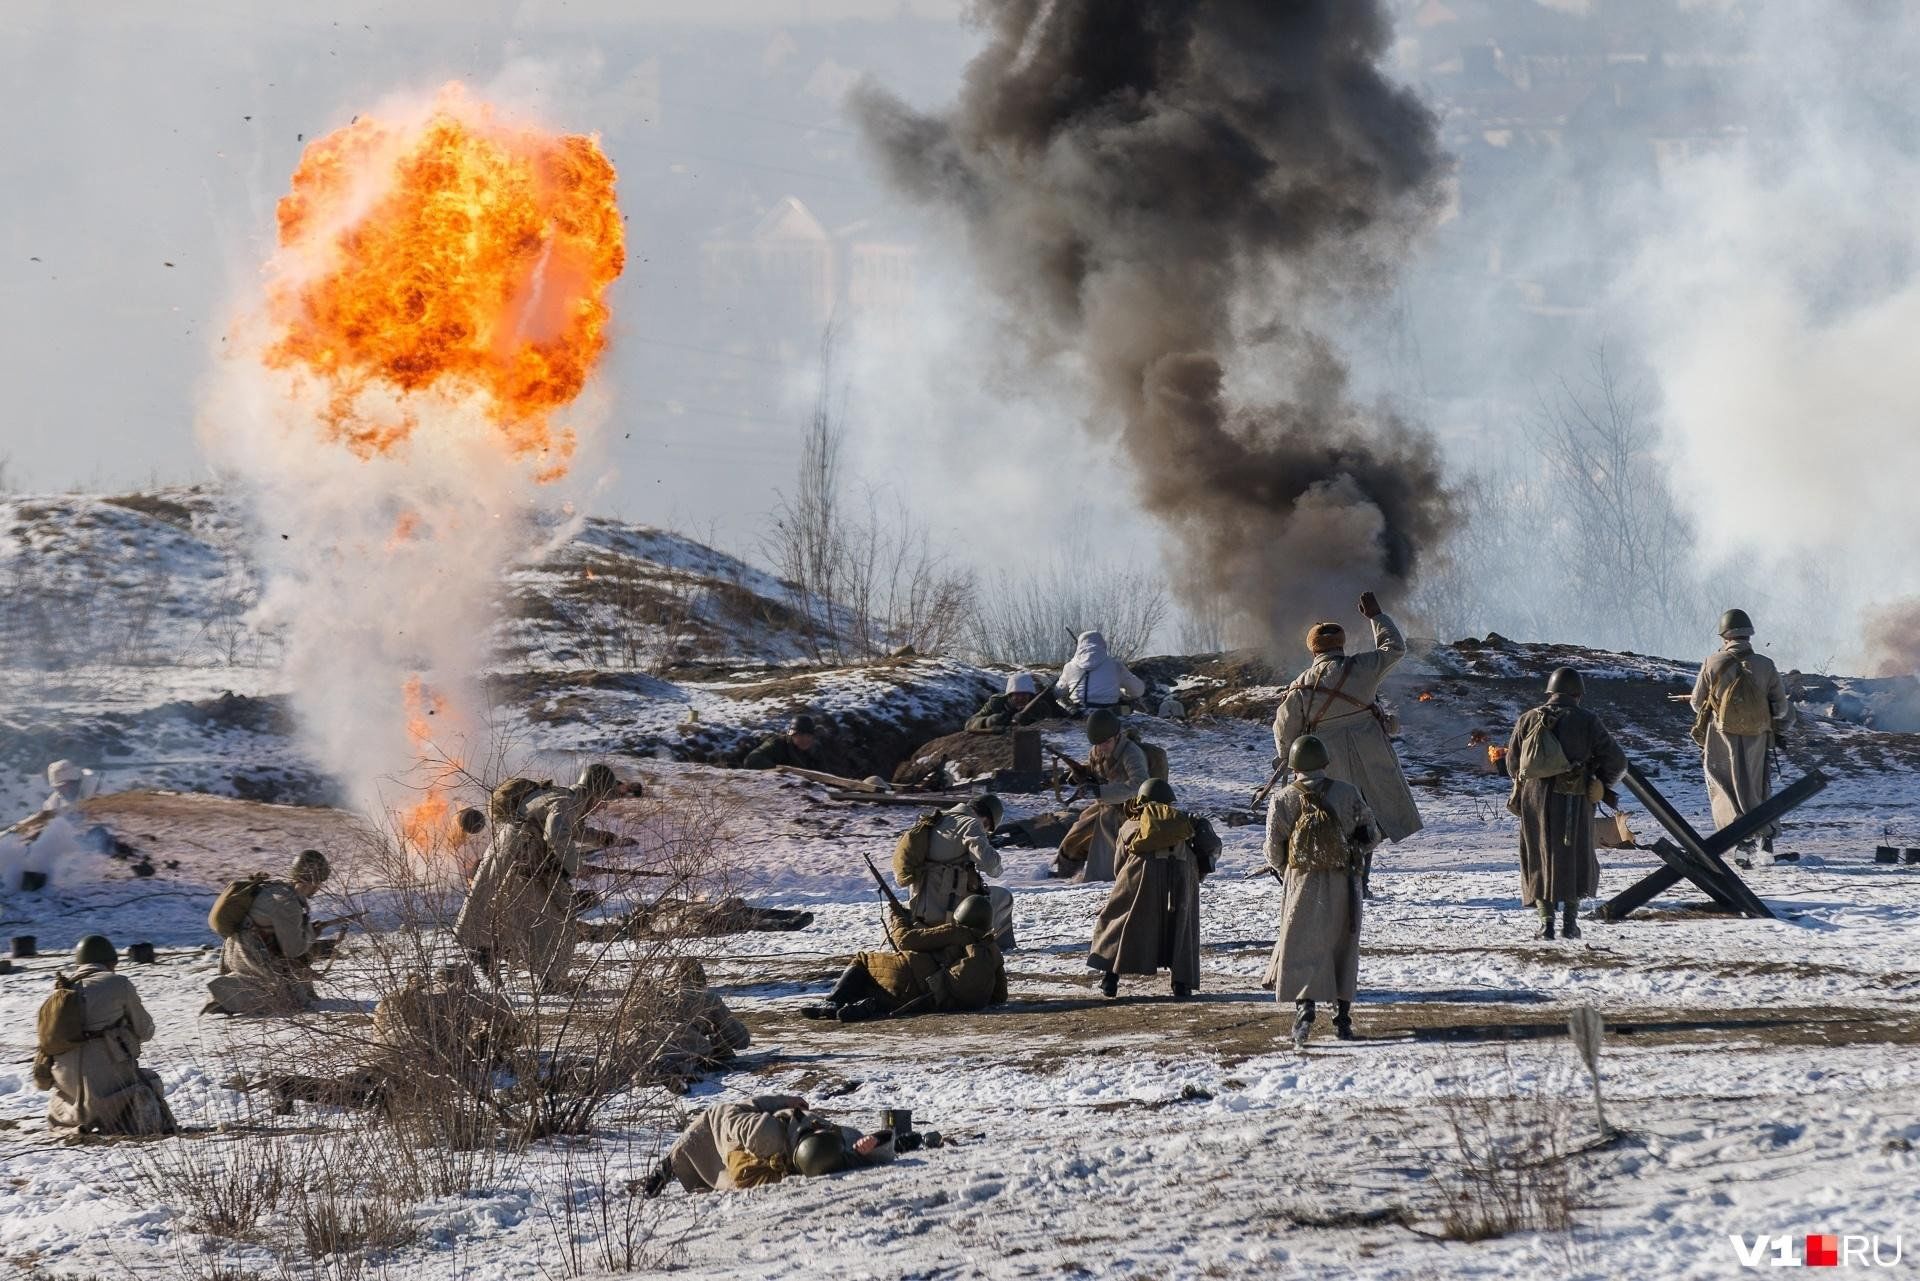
[[854, 1, 1455, 650]]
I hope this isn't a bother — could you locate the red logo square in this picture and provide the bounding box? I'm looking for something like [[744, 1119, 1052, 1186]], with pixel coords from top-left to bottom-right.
[[1806, 1235, 1840, 1268]]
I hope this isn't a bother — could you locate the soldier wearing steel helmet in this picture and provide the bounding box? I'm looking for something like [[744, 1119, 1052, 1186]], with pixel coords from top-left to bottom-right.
[[1048, 708, 1154, 882], [454, 764, 623, 992], [1264, 734, 1379, 1048], [1689, 609, 1793, 867], [641, 1094, 896, 1196], [1505, 668, 1628, 941], [37, 935, 175, 1134], [902, 794, 1017, 951], [1086, 777, 1218, 1001], [798, 895, 1007, 1023], [204, 848, 333, 1016], [741, 715, 822, 770]]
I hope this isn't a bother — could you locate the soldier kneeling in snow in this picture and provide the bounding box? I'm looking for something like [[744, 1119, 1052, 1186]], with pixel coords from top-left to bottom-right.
[[204, 849, 333, 1017], [798, 896, 1006, 1023], [641, 1095, 895, 1195], [36, 935, 175, 1135]]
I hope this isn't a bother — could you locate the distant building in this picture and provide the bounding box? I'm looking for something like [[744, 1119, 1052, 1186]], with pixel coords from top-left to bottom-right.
[[699, 196, 917, 356]]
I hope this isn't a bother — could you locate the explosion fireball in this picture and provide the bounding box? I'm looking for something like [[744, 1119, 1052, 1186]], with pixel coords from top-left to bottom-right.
[[207, 85, 624, 854]]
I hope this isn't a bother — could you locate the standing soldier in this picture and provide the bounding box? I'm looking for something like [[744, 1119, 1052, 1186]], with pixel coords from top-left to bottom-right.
[[1264, 735, 1378, 1048], [454, 765, 622, 993], [1087, 778, 1217, 1001], [742, 715, 822, 770], [36, 935, 175, 1134], [1049, 709, 1154, 882], [1690, 610, 1793, 867], [899, 795, 1016, 950], [1506, 668, 1628, 939], [1273, 592, 1421, 895], [204, 849, 332, 1016]]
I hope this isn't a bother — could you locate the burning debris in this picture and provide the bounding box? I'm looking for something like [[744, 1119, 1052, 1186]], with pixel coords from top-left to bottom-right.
[[202, 84, 625, 847], [854, 1, 1455, 649]]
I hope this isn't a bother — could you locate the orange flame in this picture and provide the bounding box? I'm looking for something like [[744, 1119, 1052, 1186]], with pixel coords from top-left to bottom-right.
[[1488, 744, 1507, 766], [264, 84, 625, 474], [399, 675, 462, 855], [1418, 691, 1435, 703]]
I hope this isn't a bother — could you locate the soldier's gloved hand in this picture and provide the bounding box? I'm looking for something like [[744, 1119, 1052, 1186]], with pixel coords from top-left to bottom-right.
[[1358, 592, 1382, 619]]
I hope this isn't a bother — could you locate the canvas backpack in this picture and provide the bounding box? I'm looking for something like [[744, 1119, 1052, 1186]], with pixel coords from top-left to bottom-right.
[[1288, 786, 1354, 874], [36, 972, 92, 1057], [208, 874, 271, 938], [892, 809, 944, 886], [723, 1148, 793, 1189], [1124, 729, 1171, 781], [1712, 656, 1773, 737], [1511, 708, 1576, 781], [1128, 801, 1195, 859]]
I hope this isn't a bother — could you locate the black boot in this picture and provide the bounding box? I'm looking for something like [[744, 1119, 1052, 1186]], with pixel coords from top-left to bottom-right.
[[639, 1157, 672, 1200], [1099, 971, 1120, 1000], [799, 1003, 837, 1021], [836, 999, 891, 1023], [1291, 1000, 1315, 1048], [1171, 979, 1192, 1001], [1332, 1000, 1354, 1041], [1535, 903, 1555, 940], [826, 967, 870, 1006], [1561, 902, 1581, 939]]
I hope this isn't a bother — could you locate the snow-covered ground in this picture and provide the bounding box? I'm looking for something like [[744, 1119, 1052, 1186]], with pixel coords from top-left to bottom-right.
[[2, 694, 1917, 1280]]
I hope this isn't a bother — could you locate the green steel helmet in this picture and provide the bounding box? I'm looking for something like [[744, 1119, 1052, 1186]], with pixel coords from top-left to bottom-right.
[[1086, 708, 1122, 744], [970, 794, 1005, 832], [1546, 666, 1585, 698], [576, 763, 619, 802], [290, 849, 331, 885], [1719, 608, 1754, 636], [1288, 735, 1331, 773], [1136, 777, 1176, 806], [793, 1130, 848, 1177], [953, 895, 995, 933], [73, 935, 118, 969]]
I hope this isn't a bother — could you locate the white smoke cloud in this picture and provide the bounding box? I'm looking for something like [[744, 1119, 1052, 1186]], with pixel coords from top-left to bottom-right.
[[1622, 3, 1920, 670]]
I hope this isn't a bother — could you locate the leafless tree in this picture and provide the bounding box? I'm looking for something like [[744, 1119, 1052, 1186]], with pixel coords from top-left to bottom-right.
[[970, 538, 1170, 665]]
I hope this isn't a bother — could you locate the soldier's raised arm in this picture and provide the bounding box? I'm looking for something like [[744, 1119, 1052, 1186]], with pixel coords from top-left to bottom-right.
[[963, 817, 1002, 879]]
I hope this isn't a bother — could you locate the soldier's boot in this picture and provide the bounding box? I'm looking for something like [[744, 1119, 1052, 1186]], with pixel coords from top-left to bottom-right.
[[1561, 902, 1582, 939], [826, 968, 870, 1005], [1099, 971, 1120, 1000], [639, 1157, 673, 1200], [836, 999, 892, 1023], [1292, 1000, 1315, 1049], [1735, 842, 1755, 870], [1535, 902, 1555, 940], [1332, 1000, 1354, 1041], [1171, 979, 1192, 1001], [798, 1003, 837, 1021]]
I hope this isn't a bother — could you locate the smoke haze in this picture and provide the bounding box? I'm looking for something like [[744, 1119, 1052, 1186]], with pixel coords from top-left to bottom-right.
[[852, 1, 1455, 650]]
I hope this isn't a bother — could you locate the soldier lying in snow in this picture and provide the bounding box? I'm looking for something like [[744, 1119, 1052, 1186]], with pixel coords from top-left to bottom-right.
[[203, 849, 334, 1017], [799, 896, 1006, 1023], [578, 896, 814, 941], [36, 935, 175, 1135], [642, 1095, 896, 1195]]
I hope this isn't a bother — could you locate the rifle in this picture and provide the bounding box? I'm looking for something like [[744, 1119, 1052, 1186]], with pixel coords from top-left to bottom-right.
[[862, 852, 909, 956], [1046, 746, 1100, 789], [1251, 760, 1287, 808], [578, 863, 669, 879], [310, 910, 368, 933]]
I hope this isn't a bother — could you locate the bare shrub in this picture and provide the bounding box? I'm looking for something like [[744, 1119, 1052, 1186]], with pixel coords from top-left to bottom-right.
[[969, 534, 1170, 665], [129, 1124, 292, 1240], [537, 1138, 672, 1278], [1423, 1047, 1590, 1243], [764, 327, 977, 661]]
